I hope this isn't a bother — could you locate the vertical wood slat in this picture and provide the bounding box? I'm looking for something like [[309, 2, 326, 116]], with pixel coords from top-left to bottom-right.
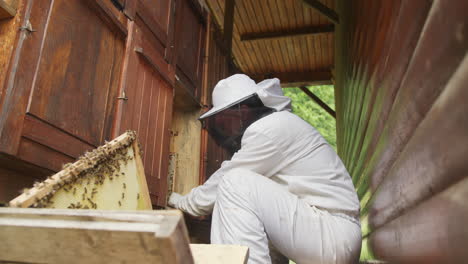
[[117, 22, 175, 206], [336, 0, 468, 262]]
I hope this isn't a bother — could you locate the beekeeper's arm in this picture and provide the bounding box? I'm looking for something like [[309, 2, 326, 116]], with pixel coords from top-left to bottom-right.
[[168, 129, 284, 216]]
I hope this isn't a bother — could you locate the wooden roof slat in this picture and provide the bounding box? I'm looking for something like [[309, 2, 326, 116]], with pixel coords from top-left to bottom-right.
[[230, 0, 260, 73], [246, 0, 278, 73], [270, 0, 290, 73], [205, 0, 334, 81]]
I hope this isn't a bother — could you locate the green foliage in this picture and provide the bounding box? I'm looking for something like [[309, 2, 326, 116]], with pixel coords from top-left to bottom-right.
[[283, 85, 337, 150]]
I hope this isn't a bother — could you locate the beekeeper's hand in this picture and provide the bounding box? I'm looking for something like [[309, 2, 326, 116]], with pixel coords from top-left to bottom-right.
[[168, 192, 183, 208]]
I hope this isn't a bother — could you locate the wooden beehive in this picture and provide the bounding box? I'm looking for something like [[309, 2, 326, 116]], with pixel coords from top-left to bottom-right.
[[9, 131, 152, 210]]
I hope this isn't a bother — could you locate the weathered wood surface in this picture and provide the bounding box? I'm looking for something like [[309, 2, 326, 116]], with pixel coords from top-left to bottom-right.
[[0, 208, 193, 264], [170, 108, 202, 196], [0, 0, 127, 198], [9, 131, 152, 210], [190, 244, 249, 264]]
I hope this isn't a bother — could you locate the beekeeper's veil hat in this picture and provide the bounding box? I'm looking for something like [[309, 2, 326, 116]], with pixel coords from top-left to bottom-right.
[[199, 74, 291, 120]]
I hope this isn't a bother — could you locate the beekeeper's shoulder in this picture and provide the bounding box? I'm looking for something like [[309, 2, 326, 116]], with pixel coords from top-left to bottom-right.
[[247, 111, 298, 137]]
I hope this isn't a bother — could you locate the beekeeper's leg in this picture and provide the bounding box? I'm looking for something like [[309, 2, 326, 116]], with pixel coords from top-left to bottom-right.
[[210, 168, 361, 264]]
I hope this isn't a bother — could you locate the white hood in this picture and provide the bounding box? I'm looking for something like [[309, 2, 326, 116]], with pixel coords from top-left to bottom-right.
[[256, 78, 292, 112]]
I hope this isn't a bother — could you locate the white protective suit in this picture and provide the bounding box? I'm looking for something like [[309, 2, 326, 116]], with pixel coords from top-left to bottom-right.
[[170, 75, 361, 264]]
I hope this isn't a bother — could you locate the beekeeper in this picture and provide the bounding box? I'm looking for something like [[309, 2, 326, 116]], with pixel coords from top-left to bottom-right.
[[168, 74, 361, 264]]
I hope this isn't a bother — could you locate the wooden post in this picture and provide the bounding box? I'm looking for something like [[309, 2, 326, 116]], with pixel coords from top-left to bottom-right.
[[299, 86, 336, 118]]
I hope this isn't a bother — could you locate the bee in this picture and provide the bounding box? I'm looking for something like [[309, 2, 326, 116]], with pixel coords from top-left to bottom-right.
[[122, 192, 125, 199], [123, 183, 126, 189], [118, 201, 121, 207], [137, 193, 140, 200]]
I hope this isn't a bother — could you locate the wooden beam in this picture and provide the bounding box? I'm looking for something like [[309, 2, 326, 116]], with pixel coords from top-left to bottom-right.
[[223, 0, 235, 56], [251, 70, 332, 87], [0, 0, 17, 19], [303, 0, 339, 24], [299, 86, 336, 118], [241, 24, 334, 41]]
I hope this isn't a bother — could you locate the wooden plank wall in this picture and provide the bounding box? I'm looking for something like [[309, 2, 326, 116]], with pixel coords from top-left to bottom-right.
[[335, 0, 468, 262]]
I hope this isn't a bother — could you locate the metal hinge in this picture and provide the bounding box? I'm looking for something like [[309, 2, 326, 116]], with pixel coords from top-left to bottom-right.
[[117, 91, 128, 101], [19, 20, 35, 33]]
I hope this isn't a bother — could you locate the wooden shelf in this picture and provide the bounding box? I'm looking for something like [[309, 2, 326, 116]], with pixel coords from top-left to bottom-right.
[[0, 0, 16, 19]]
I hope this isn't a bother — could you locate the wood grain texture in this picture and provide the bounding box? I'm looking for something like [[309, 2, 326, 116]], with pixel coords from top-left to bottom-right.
[[0, 208, 193, 264]]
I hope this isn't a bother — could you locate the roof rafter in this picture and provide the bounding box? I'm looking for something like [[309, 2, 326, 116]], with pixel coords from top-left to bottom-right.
[[302, 0, 339, 24], [223, 0, 236, 57], [252, 70, 332, 87], [240, 24, 334, 41]]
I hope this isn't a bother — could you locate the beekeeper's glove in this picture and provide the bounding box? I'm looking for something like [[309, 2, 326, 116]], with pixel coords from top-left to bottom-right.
[[168, 192, 183, 208]]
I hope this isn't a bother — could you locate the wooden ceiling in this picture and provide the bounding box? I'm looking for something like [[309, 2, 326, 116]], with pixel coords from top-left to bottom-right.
[[205, 0, 335, 86]]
